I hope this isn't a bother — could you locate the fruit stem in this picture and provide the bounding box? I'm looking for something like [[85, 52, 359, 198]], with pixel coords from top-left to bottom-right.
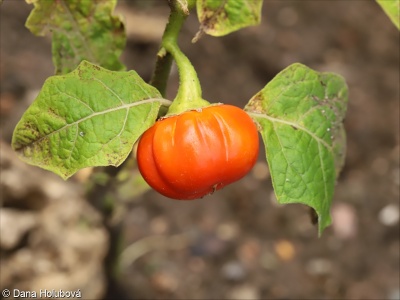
[[152, 0, 209, 116]]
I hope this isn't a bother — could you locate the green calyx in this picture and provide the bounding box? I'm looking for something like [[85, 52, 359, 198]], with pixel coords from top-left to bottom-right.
[[156, 0, 210, 116]]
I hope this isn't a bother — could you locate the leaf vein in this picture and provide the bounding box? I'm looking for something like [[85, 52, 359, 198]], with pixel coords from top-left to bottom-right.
[[92, 77, 125, 105], [60, 91, 95, 113], [317, 142, 329, 209], [250, 112, 332, 152], [18, 98, 170, 151], [272, 122, 309, 196], [66, 123, 79, 162], [59, 0, 97, 63]]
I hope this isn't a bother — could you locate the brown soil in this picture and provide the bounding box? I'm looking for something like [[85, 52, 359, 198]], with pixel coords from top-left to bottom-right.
[[1, 1, 399, 300]]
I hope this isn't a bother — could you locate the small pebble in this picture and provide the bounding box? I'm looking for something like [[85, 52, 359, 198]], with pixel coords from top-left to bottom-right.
[[216, 222, 239, 241], [227, 285, 260, 300], [388, 288, 400, 300], [305, 258, 333, 276], [150, 216, 169, 234], [150, 271, 178, 293], [221, 261, 246, 281], [274, 240, 295, 261], [331, 203, 357, 239], [378, 204, 399, 226]]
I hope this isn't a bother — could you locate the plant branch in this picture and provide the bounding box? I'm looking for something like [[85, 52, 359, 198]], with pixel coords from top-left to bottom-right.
[[150, 0, 209, 115], [150, 49, 173, 97], [150, 0, 187, 96]]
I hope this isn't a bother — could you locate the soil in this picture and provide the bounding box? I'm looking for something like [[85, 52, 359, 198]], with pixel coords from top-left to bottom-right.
[[0, 1, 399, 300]]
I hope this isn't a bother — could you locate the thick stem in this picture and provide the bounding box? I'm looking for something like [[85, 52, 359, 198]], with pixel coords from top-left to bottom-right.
[[150, 1, 186, 97], [150, 0, 209, 116], [163, 42, 209, 115]]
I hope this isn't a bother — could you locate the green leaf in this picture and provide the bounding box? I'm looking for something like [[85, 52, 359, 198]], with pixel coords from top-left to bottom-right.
[[25, 0, 126, 74], [376, 0, 400, 30], [195, 0, 263, 38], [245, 63, 348, 235], [12, 61, 167, 180]]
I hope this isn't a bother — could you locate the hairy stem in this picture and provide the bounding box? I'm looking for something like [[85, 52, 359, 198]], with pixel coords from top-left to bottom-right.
[[150, 49, 173, 97], [150, 0, 186, 96], [150, 0, 209, 115]]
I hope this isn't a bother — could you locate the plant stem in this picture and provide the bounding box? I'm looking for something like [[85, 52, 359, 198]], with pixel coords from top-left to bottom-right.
[[150, 0, 209, 115], [150, 49, 173, 97]]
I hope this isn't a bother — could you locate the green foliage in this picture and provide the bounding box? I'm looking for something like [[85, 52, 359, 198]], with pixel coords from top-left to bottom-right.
[[376, 0, 400, 29], [195, 0, 263, 37], [245, 63, 348, 234], [12, 0, 353, 235], [12, 61, 166, 179], [25, 0, 126, 75]]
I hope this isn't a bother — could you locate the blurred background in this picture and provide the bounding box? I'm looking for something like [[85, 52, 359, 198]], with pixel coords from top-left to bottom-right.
[[1, 1, 399, 299]]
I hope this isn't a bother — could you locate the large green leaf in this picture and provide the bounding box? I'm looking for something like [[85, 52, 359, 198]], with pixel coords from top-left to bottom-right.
[[25, 0, 126, 74], [376, 0, 400, 30], [245, 63, 348, 235], [195, 0, 263, 38], [12, 61, 166, 179]]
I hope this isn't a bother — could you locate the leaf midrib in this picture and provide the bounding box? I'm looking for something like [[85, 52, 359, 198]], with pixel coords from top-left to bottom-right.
[[249, 112, 332, 152], [59, 0, 97, 63], [17, 98, 170, 152], [252, 112, 331, 219]]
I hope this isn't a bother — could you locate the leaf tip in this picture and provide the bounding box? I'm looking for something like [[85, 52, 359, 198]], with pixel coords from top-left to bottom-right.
[[317, 213, 332, 237]]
